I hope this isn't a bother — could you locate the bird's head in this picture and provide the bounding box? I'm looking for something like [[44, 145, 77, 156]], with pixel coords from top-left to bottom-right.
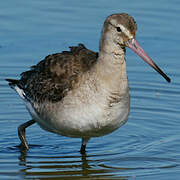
[[100, 13, 170, 82]]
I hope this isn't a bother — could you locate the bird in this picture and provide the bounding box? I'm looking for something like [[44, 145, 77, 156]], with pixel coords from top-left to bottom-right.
[[6, 13, 171, 154]]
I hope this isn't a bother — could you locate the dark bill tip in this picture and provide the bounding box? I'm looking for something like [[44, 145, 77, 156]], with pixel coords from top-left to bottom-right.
[[154, 63, 171, 83]]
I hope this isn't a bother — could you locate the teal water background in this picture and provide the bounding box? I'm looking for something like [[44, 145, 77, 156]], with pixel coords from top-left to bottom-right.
[[0, 0, 180, 179]]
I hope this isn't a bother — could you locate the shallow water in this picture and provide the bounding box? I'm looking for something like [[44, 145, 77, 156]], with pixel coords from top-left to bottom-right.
[[1, 0, 180, 179]]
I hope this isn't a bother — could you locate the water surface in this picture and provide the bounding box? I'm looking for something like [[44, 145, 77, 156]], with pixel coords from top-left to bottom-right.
[[1, 0, 180, 179]]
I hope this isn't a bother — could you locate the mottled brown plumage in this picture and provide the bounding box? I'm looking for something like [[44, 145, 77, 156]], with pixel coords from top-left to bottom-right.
[[17, 44, 98, 103]]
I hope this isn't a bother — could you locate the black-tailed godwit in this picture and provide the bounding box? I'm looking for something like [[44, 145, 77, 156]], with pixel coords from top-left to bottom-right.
[[6, 13, 170, 154]]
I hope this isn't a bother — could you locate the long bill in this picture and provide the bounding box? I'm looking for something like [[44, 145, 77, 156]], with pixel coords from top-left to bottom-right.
[[127, 38, 171, 83]]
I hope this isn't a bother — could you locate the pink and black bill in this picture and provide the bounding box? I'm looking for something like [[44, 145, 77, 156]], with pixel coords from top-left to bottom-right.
[[127, 38, 171, 83]]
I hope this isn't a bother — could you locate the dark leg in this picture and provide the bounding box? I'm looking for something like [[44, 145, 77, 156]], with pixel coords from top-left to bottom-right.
[[80, 137, 90, 154], [18, 119, 36, 150], [80, 144, 86, 154]]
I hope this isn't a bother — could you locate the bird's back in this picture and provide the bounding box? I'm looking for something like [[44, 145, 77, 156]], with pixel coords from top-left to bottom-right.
[[7, 44, 98, 103]]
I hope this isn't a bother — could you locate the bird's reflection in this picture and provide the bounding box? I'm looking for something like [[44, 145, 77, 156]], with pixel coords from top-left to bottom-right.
[[81, 153, 91, 176], [17, 144, 130, 180], [18, 147, 27, 165], [18, 146, 93, 179]]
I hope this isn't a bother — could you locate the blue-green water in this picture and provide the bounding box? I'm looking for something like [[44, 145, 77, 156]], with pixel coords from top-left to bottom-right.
[[1, 0, 180, 179]]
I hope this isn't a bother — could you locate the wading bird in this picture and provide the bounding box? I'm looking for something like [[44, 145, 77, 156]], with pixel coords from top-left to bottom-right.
[[6, 13, 170, 154]]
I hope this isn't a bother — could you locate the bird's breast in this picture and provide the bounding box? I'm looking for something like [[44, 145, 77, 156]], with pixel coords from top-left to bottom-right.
[[34, 76, 130, 137]]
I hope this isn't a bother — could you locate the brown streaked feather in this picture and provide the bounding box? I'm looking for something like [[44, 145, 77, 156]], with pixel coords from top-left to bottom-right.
[[19, 44, 98, 103]]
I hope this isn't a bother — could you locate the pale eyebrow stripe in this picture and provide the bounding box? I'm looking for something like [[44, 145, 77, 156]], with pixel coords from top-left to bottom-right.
[[109, 21, 133, 39], [119, 24, 133, 38]]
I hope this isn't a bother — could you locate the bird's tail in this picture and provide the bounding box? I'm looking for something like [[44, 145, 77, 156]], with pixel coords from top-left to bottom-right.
[[5, 78, 20, 88], [5, 78, 27, 100]]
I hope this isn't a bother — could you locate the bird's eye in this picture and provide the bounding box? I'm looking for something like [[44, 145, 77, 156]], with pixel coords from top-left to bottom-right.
[[116, 27, 122, 32]]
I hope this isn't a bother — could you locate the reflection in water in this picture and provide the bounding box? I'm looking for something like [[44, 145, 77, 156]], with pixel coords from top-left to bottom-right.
[[18, 148, 127, 179], [17, 145, 178, 179], [1, 0, 180, 179]]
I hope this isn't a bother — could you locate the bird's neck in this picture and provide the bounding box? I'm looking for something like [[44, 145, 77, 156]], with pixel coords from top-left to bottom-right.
[[98, 34, 127, 80], [96, 48, 128, 82], [92, 48, 128, 97]]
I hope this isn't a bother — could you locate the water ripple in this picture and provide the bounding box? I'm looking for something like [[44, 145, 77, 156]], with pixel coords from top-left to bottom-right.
[[1, 0, 180, 179]]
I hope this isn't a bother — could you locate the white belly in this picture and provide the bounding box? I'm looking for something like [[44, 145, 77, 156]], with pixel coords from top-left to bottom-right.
[[31, 89, 130, 138], [23, 69, 130, 138]]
